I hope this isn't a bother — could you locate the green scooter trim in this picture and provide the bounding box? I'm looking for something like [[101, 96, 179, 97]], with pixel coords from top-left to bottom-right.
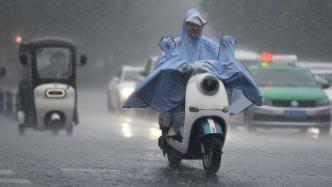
[[200, 117, 223, 136]]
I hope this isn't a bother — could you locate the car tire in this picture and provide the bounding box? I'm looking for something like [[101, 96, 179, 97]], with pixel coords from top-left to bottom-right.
[[66, 126, 73, 136], [299, 127, 308, 134], [52, 128, 59, 136], [319, 125, 331, 136], [107, 92, 115, 111], [18, 124, 25, 135], [245, 113, 256, 132], [247, 123, 256, 132], [108, 92, 122, 112], [115, 93, 122, 112], [229, 124, 238, 131]]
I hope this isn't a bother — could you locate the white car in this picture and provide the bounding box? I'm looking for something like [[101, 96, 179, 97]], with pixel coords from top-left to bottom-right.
[[107, 66, 144, 111], [140, 56, 158, 77]]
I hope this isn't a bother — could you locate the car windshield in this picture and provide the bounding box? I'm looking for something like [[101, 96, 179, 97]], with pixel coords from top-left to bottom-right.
[[252, 68, 318, 87], [122, 70, 141, 82], [36, 47, 72, 79]]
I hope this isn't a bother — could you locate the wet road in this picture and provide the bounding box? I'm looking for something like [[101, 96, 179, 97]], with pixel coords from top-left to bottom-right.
[[0, 89, 332, 186]]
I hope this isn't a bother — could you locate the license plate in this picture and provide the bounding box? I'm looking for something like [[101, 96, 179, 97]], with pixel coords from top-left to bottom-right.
[[283, 110, 306, 118]]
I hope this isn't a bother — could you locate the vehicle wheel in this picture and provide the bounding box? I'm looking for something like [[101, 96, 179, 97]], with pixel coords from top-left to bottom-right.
[[167, 153, 181, 166], [299, 127, 308, 134], [18, 124, 25, 135], [107, 93, 115, 112], [247, 124, 257, 132], [319, 125, 331, 136], [201, 137, 222, 175], [229, 124, 238, 131], [115, 93, 123, 113], [52, 128, 59, 136], [66, 126, 73, 136]]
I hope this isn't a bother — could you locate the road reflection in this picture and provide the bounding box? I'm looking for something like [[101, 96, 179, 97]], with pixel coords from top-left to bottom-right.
[[121, 122, 133, 138], [152, 164, 223, 186], [149, 127, 161, 140]]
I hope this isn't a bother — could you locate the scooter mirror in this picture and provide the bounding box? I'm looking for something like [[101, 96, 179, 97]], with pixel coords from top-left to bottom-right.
[[112, 77, 120, 83], [0, 67, 6, 78], [19, 54, 28, 66], [159, 35, 176, 54], [314, 75, 330, 89], [80, 54, 87, 66], [218, 36, 236, 61], [139, 70, 148, 77]]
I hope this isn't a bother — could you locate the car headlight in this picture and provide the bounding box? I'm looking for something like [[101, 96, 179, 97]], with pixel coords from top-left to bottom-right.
[[45, 88, 66, 98], [316, 97, 329, 106], [200, 75, 219, 95], [262, 98, 272, 106], [120, 88, 134, 100]]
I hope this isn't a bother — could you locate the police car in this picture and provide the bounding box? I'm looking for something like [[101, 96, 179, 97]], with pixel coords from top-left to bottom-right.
[[231, 53, 331, 134]]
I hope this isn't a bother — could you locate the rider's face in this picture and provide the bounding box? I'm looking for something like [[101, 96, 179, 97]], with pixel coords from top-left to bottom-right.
[[186, 22, 202, 39]]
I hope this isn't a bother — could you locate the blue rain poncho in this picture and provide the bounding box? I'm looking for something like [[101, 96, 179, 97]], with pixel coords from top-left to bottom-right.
[[123, 35, 262, 114], [154, 8, 219, 69], [123, 36, 187, 112]]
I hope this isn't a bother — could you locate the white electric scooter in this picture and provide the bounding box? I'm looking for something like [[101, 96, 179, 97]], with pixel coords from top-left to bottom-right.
[[157, 37, 230, 175]]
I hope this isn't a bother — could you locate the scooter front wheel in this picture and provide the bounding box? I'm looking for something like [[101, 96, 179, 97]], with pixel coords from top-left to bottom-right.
[[201, 137, 222, 175]]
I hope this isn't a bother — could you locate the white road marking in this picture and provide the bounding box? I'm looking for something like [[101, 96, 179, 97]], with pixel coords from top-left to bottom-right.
[[288, 174, 332, 180], [0, 169, 14, 175], [0, 178, 31, 184], [61, 168, 121, 173]]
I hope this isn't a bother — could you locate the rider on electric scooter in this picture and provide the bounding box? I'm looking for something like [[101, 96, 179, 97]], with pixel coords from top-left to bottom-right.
[[155, 8, 219, 136], [123, 9, 262, 137]]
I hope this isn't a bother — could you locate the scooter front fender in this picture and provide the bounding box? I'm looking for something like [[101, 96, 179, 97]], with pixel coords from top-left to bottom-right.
[[198, 117, 223, 140]]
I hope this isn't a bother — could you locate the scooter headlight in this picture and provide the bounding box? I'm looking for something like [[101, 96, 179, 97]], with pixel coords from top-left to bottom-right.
[[200, 75, 219, 95]]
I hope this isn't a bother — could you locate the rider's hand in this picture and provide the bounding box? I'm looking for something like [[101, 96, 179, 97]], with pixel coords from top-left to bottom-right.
[[181, 63, 192, 73]]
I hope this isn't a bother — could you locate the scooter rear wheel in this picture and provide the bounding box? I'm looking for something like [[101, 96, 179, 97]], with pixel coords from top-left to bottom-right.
[[201, 137, 222, 175]]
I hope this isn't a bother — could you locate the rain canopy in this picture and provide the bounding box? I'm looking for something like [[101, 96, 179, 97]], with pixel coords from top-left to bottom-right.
[[123, 35, 262, 114]]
